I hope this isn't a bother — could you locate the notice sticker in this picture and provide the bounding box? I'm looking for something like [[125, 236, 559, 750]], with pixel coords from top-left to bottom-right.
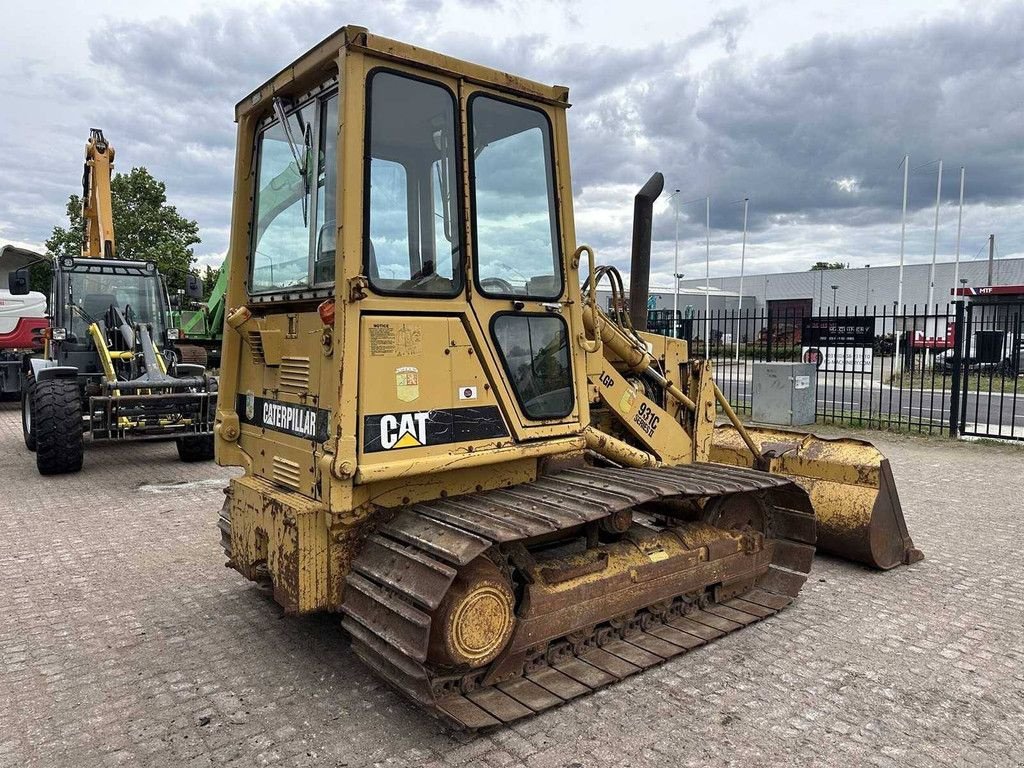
[[458, 386, 478, 401], [794, 375, 811, 390]]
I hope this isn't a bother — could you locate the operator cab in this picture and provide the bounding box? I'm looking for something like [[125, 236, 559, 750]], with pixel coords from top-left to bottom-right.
[[51, 257, 176, 377], [220, 27, 589, 500], [235, 28, 584, 444]]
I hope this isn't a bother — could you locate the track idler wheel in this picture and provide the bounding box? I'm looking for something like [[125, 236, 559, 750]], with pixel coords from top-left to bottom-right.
[[428, 557, 516, 669], [703, 493, 772, 538]]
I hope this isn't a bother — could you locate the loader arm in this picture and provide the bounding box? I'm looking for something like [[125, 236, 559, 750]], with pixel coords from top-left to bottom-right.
[[203, 258, 228, 337], [580, 268, 921, 570], [179, 257, 229, 339]]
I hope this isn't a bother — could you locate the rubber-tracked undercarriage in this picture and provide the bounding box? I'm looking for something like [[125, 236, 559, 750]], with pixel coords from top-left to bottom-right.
[[213, 26, 920, 730]]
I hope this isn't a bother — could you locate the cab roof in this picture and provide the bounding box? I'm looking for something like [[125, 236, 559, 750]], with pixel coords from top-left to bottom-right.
[[236, 26, 570, 121]]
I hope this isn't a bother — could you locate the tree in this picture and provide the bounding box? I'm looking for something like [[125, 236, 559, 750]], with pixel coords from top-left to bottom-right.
[[201, 265, 221, 300], [27, 260, 52, 296], [810, 261, 847, 271], [44, 167, 201, 293]]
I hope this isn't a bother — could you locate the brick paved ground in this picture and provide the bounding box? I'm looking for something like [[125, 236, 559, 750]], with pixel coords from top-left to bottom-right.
[[1, 401, 1022, 767]]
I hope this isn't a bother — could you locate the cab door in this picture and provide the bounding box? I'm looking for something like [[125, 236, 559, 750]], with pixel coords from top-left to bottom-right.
[[459, 85, 587, 441]]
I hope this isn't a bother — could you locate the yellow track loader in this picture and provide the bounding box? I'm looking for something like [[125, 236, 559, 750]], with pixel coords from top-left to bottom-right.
[[214, 27, 921, 729]]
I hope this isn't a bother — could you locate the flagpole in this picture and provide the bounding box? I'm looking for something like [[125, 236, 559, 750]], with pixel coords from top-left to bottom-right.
[[895, 154, 909, 372], [927, 159, 942, 309], [704, 195, 711, 354], [953, 166, 965, 302], [735, 197, 748, 362]]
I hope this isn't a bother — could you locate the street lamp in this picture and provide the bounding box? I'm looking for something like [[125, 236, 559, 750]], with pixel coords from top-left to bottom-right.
[[667, 192, 708, 342], [704, 196, 711, 354], [831, 284, 839, 310], [730, 197, 750, 361], [864, 264, 871, 307]]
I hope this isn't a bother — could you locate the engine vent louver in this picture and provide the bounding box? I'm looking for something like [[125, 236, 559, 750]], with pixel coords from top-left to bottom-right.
[[272, 456, 301, 490], [247, 332, 265, 364], [278, 356, 311, 394]]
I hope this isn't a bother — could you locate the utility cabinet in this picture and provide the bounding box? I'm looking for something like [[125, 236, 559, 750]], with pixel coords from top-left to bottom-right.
[[752, 362, 817, 426]]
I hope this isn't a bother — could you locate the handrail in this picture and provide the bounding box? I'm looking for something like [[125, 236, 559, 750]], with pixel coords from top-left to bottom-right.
[[575, 244, 602, 353]]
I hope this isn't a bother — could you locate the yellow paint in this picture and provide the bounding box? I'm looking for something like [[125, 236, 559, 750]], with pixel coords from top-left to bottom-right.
[[393, 432, 421, 449], [88, 323, 119, 393]]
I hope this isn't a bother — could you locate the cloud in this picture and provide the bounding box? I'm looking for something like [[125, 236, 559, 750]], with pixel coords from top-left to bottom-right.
[[0, 0, 1021, 284], [561, 3, 1024, 278], [708, 7, 749, 54]]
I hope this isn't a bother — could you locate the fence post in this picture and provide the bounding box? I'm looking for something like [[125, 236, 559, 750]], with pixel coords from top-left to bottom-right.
[[948, 301, 964, 438], [766, 306, 773, 363]]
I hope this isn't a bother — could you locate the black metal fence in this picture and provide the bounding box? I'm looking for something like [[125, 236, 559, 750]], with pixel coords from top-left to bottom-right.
[[650, 301, 1022, 441], [954, 300, 1022, 440]]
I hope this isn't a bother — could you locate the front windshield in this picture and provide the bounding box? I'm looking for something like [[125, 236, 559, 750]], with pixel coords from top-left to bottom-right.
[[66, 268, 166, 343]]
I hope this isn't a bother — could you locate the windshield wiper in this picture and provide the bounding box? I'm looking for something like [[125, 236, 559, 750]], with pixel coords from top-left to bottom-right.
[[273, 96, 311, 225]]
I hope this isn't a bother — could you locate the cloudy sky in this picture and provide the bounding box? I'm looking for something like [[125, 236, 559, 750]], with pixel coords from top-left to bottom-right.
[[2, 0, 1022, 288]]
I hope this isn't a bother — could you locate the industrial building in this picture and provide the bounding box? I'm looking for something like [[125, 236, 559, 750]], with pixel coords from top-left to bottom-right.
[[667, 256, 1024, 313], [598, 257, 1024, 319], [594, 256, 1024, 351]]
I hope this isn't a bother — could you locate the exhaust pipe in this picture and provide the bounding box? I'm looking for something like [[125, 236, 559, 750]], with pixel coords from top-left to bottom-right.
[[628, 172, 665, 331]]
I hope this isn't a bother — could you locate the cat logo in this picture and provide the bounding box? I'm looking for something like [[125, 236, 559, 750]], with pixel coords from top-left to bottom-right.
[[380, 411, 430, 450]]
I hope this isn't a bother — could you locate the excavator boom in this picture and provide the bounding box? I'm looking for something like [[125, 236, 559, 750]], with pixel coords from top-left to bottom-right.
[[82, 128, 116, 259]]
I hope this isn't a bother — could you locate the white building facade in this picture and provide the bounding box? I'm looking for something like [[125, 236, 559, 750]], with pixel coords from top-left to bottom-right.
[[673, 257, 1024, 312]]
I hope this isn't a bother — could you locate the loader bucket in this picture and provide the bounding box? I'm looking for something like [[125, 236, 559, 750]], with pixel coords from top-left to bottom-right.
[[710, 425, 923, 569]]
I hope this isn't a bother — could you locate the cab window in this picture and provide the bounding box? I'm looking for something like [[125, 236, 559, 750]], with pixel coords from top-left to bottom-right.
[[65, 266, 166, 344], [250, 89, 338, 293], [469, 95, 561, 300], [364, 71, 461, 296], [314, 94, 339, 284], [492, 314, 573, 420]]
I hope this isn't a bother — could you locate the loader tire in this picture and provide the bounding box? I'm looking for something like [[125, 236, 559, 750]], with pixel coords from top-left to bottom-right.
[[22, 380, 36, 452], [176, 434, 214, 462], [34, 378, 84, 475]]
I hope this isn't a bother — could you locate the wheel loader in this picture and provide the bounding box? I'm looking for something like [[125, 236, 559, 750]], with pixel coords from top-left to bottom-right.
[[9, 129, 218, 474], [215, 27, 921, 729]]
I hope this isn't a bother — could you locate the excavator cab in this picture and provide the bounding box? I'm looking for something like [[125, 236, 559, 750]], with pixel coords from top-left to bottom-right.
[[215, 27, 918, 729]]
